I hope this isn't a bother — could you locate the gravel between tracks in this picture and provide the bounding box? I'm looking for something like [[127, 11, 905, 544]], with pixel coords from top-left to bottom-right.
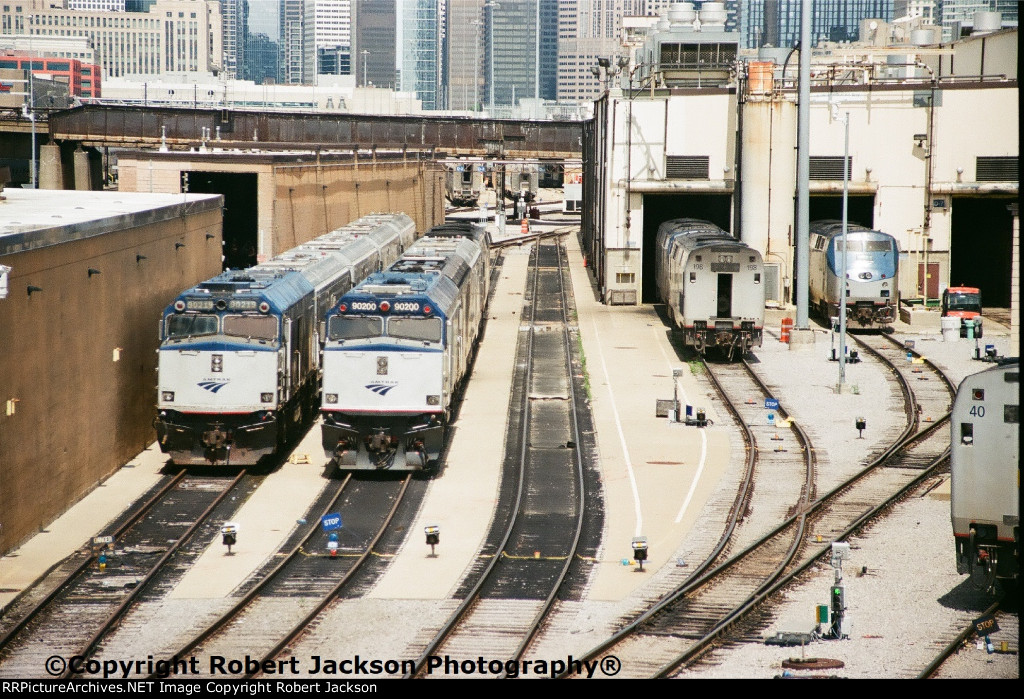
[[668, 312, 1018, 679]]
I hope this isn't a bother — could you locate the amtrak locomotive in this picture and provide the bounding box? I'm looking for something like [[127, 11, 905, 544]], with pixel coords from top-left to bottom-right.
[[655, 218, 765, 360], [808, 220, 899, 329], [154, 213, 416, 466], [321, 221, 490, 471], [951, 359, 1019, 589]]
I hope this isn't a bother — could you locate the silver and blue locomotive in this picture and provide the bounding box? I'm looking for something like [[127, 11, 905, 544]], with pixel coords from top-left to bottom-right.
[[154, 213, 417, 466], [808, 220, 899, 329], [321, 220, 490, 471], [656, 218, 765, 360], [951, 359, 1019, 589]]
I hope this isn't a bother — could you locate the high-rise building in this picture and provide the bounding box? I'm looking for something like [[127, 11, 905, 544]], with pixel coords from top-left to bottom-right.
[[351, 0, 396, 87], [279, 0, 304, 83], [742, 0, 893, 49], [484, 0, 557, 108], [1, 0, 223, 78], [222, 0, 246, 79], [557, 1, 644, 105], [397, 0, 441, 109], [445, 0, 483, 111], [304, 0, 353, 82]]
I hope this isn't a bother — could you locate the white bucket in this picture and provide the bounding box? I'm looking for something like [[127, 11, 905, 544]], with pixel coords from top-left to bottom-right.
[[940, 316, 960, 342]]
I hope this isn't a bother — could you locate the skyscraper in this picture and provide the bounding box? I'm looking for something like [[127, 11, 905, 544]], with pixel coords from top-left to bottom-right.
[[742, 0, 893, 49], [445, 0, 483, 111], [352, 0, 397, 87], [397, 0, 441, 109], [484, 0, 557, 108]]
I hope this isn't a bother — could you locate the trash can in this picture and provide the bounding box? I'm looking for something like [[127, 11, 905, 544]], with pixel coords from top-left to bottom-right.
[[940, 316, 960, 342]]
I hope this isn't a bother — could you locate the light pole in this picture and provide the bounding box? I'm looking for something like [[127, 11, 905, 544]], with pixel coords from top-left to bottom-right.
[[361, 49, 369, 86], [835, 106, 850, 390], [27, 14, 36, 188], [486, 1, 500, 111]]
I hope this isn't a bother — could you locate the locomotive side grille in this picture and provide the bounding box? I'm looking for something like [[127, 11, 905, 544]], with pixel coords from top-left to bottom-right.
[[809, 156, 852, 180], [976, 156, 1018, 182], [666, 156, 710, 180]]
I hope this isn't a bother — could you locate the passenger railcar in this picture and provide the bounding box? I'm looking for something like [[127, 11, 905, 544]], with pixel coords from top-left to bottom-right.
[[656, 218, 765, 360], [320, 220, 491, 471], [445, 163, 484, 207], [154, 213, 417, 466], [502, 163, 539, 204], [808, 220, 899, 329], [951, 359, 1019, 588]]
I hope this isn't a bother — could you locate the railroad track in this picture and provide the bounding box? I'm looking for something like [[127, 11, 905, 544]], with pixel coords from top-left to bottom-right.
[[0, 470, 251, 679], [922, 597, 1018, 678], [406, 237, 589, 678], [93, 473, 415, 679], [562, 329, 961, 678]]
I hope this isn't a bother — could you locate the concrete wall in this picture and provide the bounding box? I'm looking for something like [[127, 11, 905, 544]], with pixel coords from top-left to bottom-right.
[[0, 194, 223, 555]]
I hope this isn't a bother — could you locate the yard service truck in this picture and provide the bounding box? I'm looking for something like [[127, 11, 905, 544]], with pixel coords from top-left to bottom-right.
[[942, 286, 983, 338]]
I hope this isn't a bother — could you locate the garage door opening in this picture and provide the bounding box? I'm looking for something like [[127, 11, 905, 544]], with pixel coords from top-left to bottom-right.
[[641, 193, 732, 303], [950, 197, 1014, 307], [183, 171, 259, 270]]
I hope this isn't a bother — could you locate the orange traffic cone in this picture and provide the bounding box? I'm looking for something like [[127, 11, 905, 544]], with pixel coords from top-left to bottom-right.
[[521, 218, 529, 235]]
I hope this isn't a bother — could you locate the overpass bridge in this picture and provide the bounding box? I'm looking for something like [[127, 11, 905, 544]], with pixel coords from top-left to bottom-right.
[[44, 105, 584, 160]]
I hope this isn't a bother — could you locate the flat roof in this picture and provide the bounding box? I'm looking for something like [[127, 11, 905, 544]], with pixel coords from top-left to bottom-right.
[[0, 188, 222, 256]]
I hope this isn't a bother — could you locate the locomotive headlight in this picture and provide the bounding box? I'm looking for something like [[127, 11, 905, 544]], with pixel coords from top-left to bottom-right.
[[162, 391, 175, 402], [326, 393, 338, 404], [427, 395, 440, 406], [212, 354, 223, 372], [881, 290, 890, 297], [259, 301, 270, 313], [173, 300, 186, 312], [261, 392, 274, 403]]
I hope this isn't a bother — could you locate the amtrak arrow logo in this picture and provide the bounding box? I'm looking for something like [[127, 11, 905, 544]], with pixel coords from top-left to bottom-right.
[[198, 380, 229, 393], [365, 384, 397, 396]]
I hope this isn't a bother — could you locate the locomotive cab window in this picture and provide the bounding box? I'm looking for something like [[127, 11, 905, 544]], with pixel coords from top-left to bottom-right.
[[166, 314, 218, 338], [328, 316, 383, 340], [388, 317, 442, 343], [224, 314, 278, 341]]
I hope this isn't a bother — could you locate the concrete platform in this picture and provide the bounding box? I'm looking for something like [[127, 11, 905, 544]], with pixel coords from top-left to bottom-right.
[[562, 234, 733, 600], [368, 245, 531, 599]]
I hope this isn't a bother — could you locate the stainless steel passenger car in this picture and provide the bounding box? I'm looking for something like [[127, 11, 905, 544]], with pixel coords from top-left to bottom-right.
[[656, 218, 765, 360], [951, 359, 1019, 588]]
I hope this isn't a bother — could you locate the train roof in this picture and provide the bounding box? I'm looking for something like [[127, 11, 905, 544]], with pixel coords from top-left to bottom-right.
[[426, 220, 491, 247], [337, 233, 485, 319], [168, 213, 414, 314], [809, 220, 894, 239]]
